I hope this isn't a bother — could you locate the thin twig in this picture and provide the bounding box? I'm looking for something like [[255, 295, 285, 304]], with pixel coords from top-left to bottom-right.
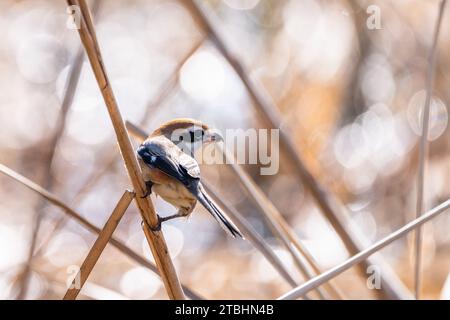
[[125, 121, 301, 292], [278, 199, 450, 300], [413, 0, 447, 300], [0, 163, 202, 300], [68, 0, 184, 299], [63, 190, 134, 300], [182, 0, 412, 300]]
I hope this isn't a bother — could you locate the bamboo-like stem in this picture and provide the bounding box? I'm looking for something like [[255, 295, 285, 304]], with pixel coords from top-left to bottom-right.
[[0, 163, 202, 300], [68, 0, 184, 299], [413, 0, 447, 300], [125, 121, 301, 292], [182, 0, 411, 300], [278, 198, 450, 300], [63, 190, 134, 300]]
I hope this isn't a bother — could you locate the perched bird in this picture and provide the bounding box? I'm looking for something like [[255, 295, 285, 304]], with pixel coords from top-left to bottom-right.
[[137, 118, 242, 238]]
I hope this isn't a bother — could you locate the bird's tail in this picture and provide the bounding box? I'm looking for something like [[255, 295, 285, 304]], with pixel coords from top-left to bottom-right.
[[195, 184, 243, 238]]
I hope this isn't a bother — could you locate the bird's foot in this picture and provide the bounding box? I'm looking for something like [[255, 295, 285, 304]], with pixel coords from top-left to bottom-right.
[[142, 213, 185, 233], [142, 214, 162, 232], [141, 181, 154, 198], [159, 213, 184, 223]]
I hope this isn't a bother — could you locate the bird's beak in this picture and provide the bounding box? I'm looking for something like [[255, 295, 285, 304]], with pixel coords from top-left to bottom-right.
[[204, 130, 223, 144]]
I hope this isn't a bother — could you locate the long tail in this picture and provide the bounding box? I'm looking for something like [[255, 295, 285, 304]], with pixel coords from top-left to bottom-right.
[[194, 183, 243, 238]]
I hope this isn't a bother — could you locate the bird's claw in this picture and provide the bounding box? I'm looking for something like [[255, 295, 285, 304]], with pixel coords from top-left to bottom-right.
[[141, 189, 151, 199], [140, 181, 153, 198], [142, 215, 162, 232], [142, 212, 184, 233]]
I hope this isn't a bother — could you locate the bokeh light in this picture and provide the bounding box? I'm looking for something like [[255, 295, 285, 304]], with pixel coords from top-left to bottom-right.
[[1, 0, 450, 300], [120, 267, 161, 299], [407, 90, 448, 141]]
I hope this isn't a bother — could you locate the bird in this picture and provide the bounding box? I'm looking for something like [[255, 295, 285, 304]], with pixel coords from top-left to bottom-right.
[[136, 118, 243, 238]]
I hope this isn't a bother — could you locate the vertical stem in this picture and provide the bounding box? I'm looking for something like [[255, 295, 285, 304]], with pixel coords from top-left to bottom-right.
[[68, 0, 185, 299], [414, 0, 447, 300]]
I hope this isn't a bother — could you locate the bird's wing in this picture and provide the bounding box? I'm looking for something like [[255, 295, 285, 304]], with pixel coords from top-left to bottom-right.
[[138, 136, 243, 238], [137, 137, 200, 189]]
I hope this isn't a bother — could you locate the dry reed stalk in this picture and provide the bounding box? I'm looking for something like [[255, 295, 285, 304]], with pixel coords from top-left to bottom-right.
[[413, 0, 447, 299], [278, 198, 450, 299], [0, 163, 202, 300], [63, 190, 134, 300], [68, 0, 184, 299], [181, 0, 411, 300], [17, 1, 102, 299], [125, 121, 302, 293]]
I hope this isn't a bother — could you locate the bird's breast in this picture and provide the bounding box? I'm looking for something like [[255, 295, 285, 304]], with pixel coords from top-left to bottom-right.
[[152, 182, 196, 211], [139, 159, 196, 210]]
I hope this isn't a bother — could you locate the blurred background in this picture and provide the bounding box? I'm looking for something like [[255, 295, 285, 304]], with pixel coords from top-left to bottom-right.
[[1, 0, 450, 300]]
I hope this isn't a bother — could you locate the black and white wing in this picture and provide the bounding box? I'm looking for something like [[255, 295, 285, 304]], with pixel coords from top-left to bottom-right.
[[137, 136, 200, 191], [137, 136, 242, 238]]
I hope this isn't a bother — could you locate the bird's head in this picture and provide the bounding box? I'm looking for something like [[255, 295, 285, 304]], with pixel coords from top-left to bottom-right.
[[152, 118, 223, 147]]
